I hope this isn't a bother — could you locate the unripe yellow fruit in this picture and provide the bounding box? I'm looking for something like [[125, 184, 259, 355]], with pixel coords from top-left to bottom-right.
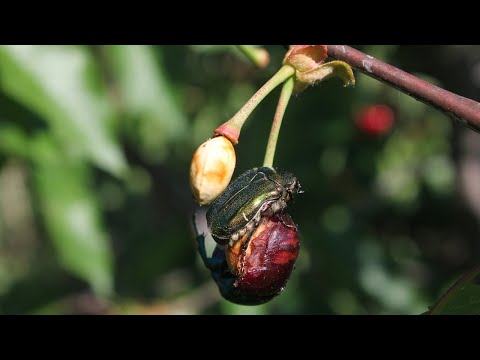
[[190, 136, 236, 205]]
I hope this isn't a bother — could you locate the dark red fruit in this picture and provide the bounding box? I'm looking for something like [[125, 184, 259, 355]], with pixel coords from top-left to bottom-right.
[[355, 104, 394, 136], [226, 213, 300, 301], [196, 212, 300, 305]]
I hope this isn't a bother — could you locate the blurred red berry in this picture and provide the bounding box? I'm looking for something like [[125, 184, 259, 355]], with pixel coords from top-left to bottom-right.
[[355, 104, 395, 136]]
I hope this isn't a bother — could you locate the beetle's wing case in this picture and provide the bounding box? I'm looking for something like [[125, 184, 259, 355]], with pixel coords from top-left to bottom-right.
[[207, 167, 281, 243]]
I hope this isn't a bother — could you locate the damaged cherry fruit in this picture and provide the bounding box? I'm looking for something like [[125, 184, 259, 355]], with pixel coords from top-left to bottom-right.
[[195, 212, 300, 305]]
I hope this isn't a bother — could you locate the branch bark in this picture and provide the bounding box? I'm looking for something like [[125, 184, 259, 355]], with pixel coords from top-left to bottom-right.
[[326, 45, 480, 133]]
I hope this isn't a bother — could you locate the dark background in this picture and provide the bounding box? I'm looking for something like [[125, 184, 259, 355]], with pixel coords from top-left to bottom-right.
[[0, 45, 479, 314]]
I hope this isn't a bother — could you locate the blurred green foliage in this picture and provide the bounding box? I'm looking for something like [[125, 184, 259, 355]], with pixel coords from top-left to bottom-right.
[[0, 45, 479, 314]]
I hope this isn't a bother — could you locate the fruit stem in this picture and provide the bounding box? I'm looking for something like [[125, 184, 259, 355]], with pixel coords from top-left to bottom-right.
[[263, 76, 295, 168], [215, 65, 295, 144]]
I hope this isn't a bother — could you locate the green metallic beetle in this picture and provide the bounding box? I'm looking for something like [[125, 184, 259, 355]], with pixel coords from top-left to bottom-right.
[[206, 167, 302, 246]]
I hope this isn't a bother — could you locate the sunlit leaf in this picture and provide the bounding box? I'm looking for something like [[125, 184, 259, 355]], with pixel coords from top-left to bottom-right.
[[31, 135, 114, 297], [0, 45, 126, 177], [0, 124, 30, 158]]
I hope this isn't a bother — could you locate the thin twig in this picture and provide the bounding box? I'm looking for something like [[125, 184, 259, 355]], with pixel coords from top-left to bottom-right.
[[326, 45, 480, 134], [237, 45, 270, 69], [263, 77, 294, 168], [215, 65, 295, 144]]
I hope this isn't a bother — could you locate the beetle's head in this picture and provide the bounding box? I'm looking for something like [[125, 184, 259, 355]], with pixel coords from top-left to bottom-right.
[[283, 178, 302, 204], [277, 170, 303, 201]]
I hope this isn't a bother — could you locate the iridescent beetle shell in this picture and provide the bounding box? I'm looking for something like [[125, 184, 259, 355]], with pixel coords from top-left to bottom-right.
[[206, 167, 301, 246]]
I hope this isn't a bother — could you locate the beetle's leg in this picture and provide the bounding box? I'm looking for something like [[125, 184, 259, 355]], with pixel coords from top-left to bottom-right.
[[282, 222, 297, 230], [254, 209, 262, 223], [278, 212, 298, 230], [196, 231, 226, 271], [196, 231, 210, 266], [259, 198, 280, 219], [236, 228, 256, 276], [296, 181, 304, 194]]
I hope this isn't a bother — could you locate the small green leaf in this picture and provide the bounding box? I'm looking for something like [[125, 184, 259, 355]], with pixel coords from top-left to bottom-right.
[[31, 135, 114, 297], [295, 60, 356, 93], [0, 45, 126, 177], [428, 267, 480, 315]]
